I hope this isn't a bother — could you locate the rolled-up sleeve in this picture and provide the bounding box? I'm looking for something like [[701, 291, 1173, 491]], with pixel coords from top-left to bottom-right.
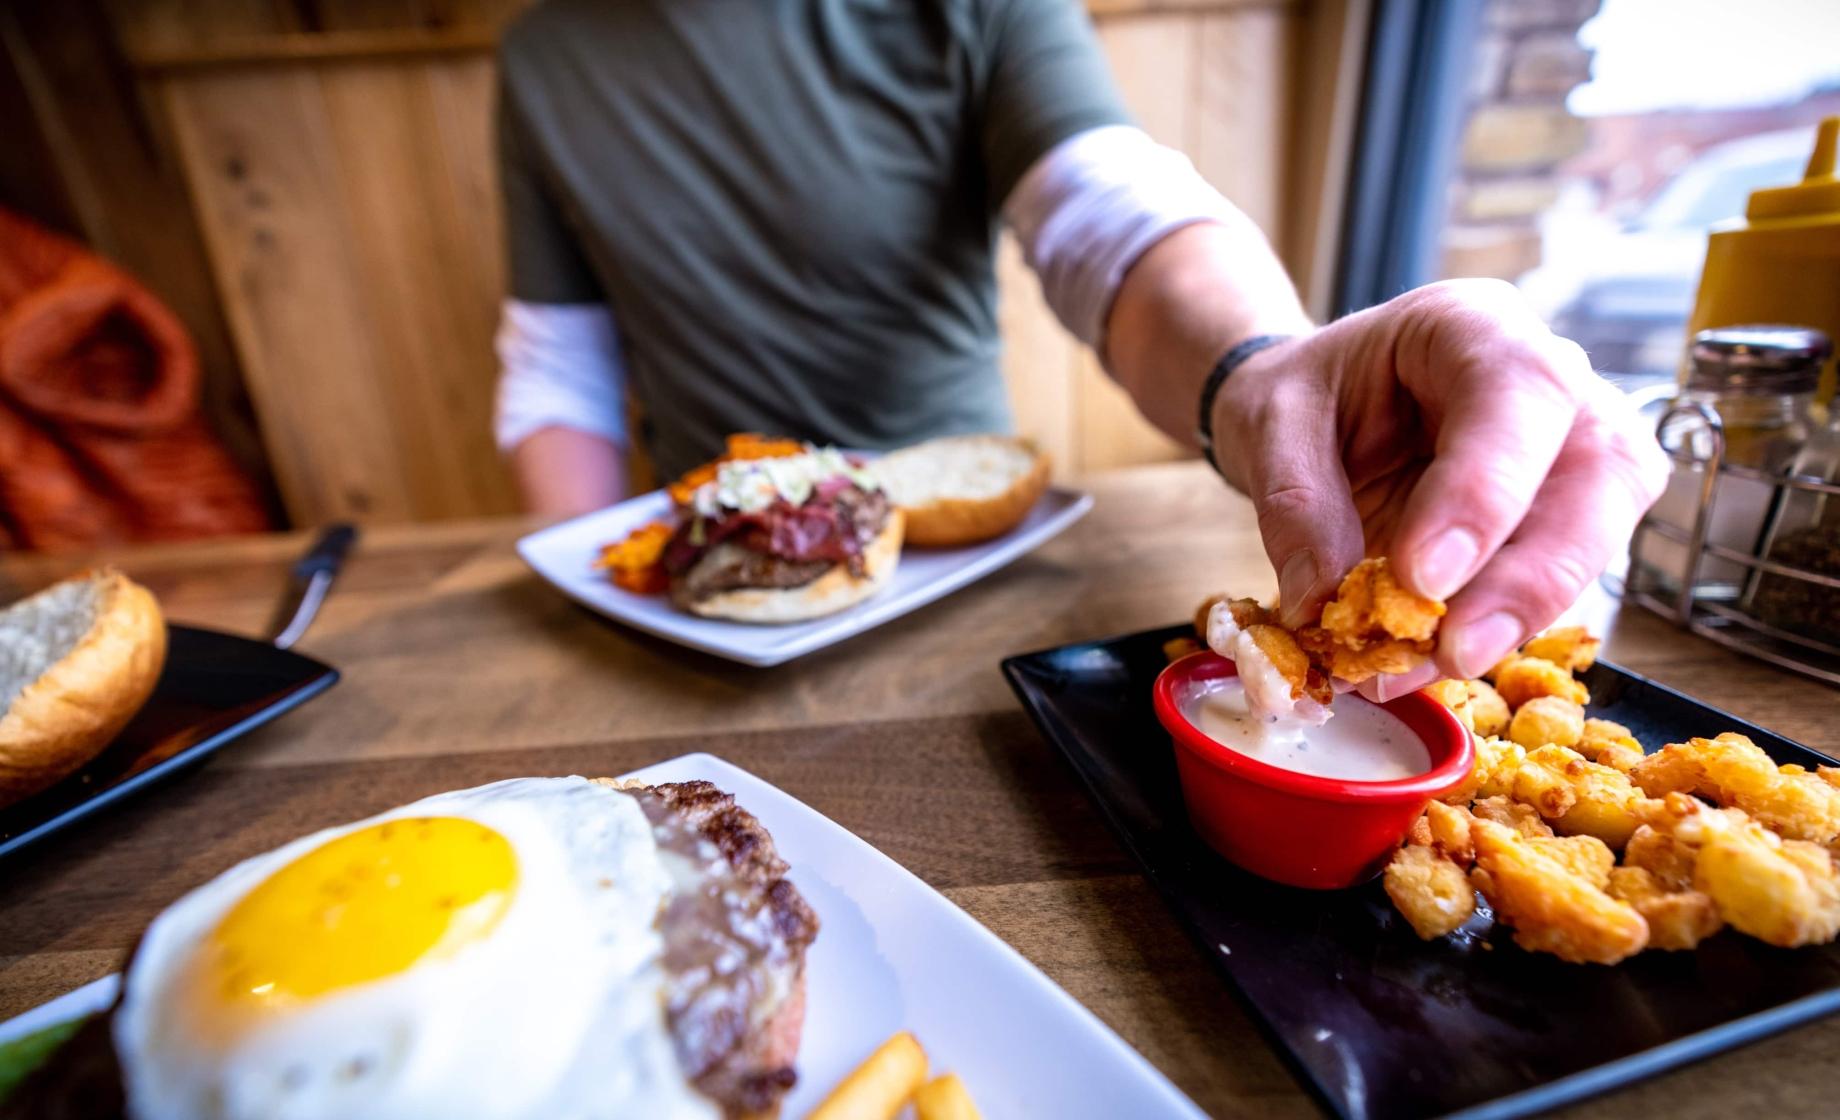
[[1004, 125, 1239, 348], [493, 300, 628, 452]]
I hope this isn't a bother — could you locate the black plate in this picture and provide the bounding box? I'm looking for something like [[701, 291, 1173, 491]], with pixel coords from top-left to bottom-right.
[[1003, 624, 1840, 1120], [0, 625, 338, 861]]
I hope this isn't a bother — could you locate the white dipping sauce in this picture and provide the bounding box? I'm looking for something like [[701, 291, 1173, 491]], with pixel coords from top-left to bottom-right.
[[1184, 679, 1430, 781]]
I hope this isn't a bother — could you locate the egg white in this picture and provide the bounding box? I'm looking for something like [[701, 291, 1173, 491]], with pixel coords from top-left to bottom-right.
[[112, 777, 721, 1120]]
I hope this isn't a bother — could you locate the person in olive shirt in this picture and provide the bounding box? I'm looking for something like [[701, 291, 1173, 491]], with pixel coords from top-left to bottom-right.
[[493, 0, 1667, 695]]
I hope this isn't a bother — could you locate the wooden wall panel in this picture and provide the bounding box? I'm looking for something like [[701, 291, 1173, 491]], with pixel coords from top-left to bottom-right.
[[164, 68, 415, 520], [995, 233, 1079, 474], [95, 0, 1328, 522], [1076, 12, 1197, 473], [1191, 6, 1293, 238], [157, 56, 517, 523]]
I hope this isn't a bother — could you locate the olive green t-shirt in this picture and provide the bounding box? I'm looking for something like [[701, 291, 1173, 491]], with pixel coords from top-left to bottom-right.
[[497, 0, 1131, 478]]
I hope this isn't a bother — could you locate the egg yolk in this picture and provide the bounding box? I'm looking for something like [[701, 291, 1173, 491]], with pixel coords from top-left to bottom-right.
[[198, 817, 517, 1013]]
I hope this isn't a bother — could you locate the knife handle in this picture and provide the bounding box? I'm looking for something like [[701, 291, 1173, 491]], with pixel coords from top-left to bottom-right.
[[271, 523, 359, 649], [292, 523, 357, 579]]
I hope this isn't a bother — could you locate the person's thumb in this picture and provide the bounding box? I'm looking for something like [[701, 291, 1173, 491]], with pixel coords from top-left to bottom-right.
[[1217, 375, 1364, 629]]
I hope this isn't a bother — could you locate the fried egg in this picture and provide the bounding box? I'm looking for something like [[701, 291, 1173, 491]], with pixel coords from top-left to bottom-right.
[[112, 777, 720, 1120]]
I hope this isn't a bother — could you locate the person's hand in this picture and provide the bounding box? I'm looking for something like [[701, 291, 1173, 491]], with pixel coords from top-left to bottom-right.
[[1209, 279, 1669, 697]]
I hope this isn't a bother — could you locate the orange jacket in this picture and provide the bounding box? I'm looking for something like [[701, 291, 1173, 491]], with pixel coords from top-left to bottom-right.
[[0, 209, 270, 550]]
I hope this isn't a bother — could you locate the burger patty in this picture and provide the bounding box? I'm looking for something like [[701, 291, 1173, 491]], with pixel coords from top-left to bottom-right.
[[601, 779, 819, 1118], [668, 486, 892, 606], [670, 542, 835, 607], [3, 781, 818, 1120]]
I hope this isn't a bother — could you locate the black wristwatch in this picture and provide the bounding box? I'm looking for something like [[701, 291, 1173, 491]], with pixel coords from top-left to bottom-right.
[[1197, 333, 1294, 475]]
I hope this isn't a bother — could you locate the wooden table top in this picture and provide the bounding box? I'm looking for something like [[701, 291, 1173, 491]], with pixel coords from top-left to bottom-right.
[[3, 460, 1836, 1119]]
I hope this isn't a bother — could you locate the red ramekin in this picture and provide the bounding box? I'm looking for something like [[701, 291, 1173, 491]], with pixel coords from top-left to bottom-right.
[[1153, 650, 1474, 890]]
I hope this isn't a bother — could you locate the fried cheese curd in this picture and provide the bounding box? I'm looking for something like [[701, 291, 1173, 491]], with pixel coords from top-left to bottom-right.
[[1385, 845, 1476, 940], [1471, 795, 1554, 839], [1390, 802, 1482, 938], [1519, 625, 1601, 672], [1387, 802, 1647, 963], [1395, 625, 1840, 961], [1194, 558, 1446, 712], [1636, 794, 1840, 948], [1510, 745, 1646, 849], [1439, 736, 1526, 805], [1629, 733, 1840, 845], [1422, 679, 1510, 738], [1295, 558, 1445, 683], [1507, 696, 1585, 751], [1201, 596, 1334, 708], [1577, 718, 1643, 773], [1467, 817, 1647, 965], [1492, 655, 1590, 710], [1605, 867, 1723, 951]]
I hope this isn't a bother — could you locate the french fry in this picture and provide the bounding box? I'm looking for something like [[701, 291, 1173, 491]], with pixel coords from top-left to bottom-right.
[[805, 1031, 927, 1120], [913, 1073, 982, 1120]]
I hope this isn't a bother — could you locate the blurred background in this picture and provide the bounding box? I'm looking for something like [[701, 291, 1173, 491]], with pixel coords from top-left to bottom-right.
[[2, 0, 1837, 547]]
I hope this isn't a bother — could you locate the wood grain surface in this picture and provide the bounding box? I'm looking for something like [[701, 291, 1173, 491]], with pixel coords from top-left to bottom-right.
[[4, 462, 1836, 1119]]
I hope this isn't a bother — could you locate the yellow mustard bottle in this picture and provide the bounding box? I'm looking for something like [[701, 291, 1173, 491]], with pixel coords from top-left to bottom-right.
[[1685, 116, 1840, 405]]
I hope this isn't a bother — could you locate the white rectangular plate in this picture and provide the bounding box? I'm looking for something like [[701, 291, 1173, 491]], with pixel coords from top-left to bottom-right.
[[515, 485, 1093, 666], [0, 753, 1205, 1119]]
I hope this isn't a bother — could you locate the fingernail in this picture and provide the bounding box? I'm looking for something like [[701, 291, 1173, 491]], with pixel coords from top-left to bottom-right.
[[1278, 550, 1317, 626], [1453, 613, 1523, 679], [1416, 528, 1480, 601], [1364, 664, 1439, 704]]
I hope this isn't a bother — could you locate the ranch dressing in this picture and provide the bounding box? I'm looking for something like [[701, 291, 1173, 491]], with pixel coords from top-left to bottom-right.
[[1184, 679, 1430, 781]]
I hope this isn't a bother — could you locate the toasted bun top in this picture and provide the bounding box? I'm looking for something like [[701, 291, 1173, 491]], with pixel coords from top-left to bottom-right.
[[874, 434, 1041, 505], [871, 435, 1048, 548]]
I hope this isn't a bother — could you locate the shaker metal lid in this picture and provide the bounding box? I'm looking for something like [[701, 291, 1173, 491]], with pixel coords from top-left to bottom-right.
[[1688, 324, 1832, 393]]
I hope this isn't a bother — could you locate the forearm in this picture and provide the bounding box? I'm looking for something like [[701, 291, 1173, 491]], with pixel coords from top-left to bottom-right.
[[511, 426, 627, 518], [1102, 216, 1313, 446], [493, 299, 631, 517]]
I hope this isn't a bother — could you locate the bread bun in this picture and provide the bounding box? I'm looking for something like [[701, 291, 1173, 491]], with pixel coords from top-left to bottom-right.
[[685, 510, 904, 624], [873, 434, 1049, 547], [0, 568, 167, 807]]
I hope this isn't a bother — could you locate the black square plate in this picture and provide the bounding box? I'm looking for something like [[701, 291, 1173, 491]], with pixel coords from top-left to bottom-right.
[[0, 625, 338, 861], [1003, 624, 1840, 1120]]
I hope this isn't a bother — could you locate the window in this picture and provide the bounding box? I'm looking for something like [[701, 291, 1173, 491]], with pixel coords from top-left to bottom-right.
[[1343, 0, 1840, 391]]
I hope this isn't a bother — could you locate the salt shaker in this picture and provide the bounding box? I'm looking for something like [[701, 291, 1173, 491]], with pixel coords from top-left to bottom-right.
[[1642, 326, 1823, 597]]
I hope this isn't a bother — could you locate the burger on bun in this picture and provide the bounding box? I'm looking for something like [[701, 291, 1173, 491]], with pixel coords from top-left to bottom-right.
[[659, 443, 903, 623]]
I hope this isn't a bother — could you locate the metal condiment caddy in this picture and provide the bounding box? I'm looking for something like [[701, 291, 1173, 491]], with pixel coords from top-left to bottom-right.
[[1621, 398, 1840, 686]]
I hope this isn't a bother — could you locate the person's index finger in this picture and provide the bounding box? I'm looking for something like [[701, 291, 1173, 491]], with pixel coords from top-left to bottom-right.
[[1390, 346, 1582, 602], [1435, 422, 1657, 679]]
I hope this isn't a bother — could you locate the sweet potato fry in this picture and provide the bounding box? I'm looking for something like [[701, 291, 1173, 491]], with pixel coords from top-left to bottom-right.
[[594, 520, 672, 594]]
